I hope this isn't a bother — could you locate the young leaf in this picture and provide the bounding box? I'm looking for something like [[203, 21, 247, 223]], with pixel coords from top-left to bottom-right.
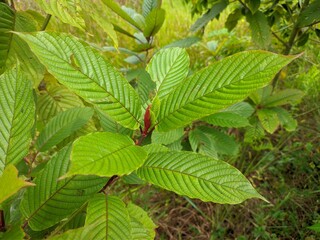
[[127, 203, 157, 240], [190, 0, 228, 32], [203, 112, 250, 128], [137, 151, 266, 204], [151, 128, 185, 145], [0, 3, 14, 74], [142, 0, 160, 17], [0, 165, 34, 204], [257, 108, 280, 134], [36, 107, 94, 152], [0, 68, 35, 174], [17, 32, 142, 130], [156, 51, 296, 132], [147, 47, 190, 99], [143, 8, 165, 38], [65, 132, 147, 178], [34, 0, 85, 30], [49, 195, 132, 240], [262, 89, 304, 107], [102, 0, 143, 31], [20, 145, 107, 231], [163, 36, 201, 49], [246, 10, 271, 49]]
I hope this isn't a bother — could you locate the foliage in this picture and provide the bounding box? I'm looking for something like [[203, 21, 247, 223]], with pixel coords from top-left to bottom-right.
[[0, 0, 308, 239]]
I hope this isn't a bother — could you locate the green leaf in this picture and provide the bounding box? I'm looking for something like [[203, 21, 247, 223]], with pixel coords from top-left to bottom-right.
[[262, 89, 304, 107], [137, 151, 266, 204], [189, 128, 218, 159], [147, 47, 189, 99], [156, 51, 296, 132], [34, 0, 85, 30], [0, 67, 35, 174], [49, 195, 132, 240], [143, 8, 165, 38], [223, 102, 255, 118], [17, 32, 141, 130], [0, 165, 34, 204], [0, 224, 25, 240], [36, 107, 94, 152], [244, 118, 265, 142], [245, 0, 260, 14], [151, 128, 185, 145], [66, 132, 147, 177], [308, 223, 320, 232], [0, 3, 14, 74], [225, 8, 242, 31], [102, 0, 143, 31], [246, 10, 271, 49], [297, 1, 320, 27], [273, 107, 297, 132], [203, 112, 250, 127], [163, 36, 201, 49], [127, 203, 157, 240], [142, 144, 169, 154], [37, 84, 85, 123], [132, 69, 156, 105], [190, 0, 228, 32], [257, 108, 280, 134], [20, 145, 107, 231], [142, 0, 160, 17]]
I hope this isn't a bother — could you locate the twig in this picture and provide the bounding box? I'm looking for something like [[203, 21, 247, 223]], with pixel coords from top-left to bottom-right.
[[272, 31, 289, 48], [0, 210, 5, 232], [99, 175, 119, 194], [41, 14, 52, 31]]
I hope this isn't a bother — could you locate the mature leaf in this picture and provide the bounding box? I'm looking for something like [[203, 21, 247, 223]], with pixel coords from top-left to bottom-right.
[[262, 89, 304, 107], [246, 10, 271, 49], [37, 84, 85, 123], [102, 0, 143, 31], [147, 48, 189, 99], [66, 132, 147, 177], [223, 102, 255, 118], [203, 112, 250, 127], [17, 32, 141, 129], [127, 203, 157, 240], [189, 128, 218, 159], [246, 0, 260, 14], [244, 118, 265, 142], [142, 0, 160, 17], [0, 68, 35, 173], [0, 224, 25, 240], [131, 69, 155, 106], [163, 36, 201, 49], [143, 8, 165, 38], [257, 108, 280, 134], [20, 145, 107, 231], [297, 0, 320, 27], [225, 8, 242, 31], [0, 165, 33, 204], [36, 107, 94, 152], [190, 0, 228, 32], [34, 0, 85, 29], [151, 128, 184, 145], [156, 51, 296, 132], [143, 144, 169, 154], [273, 107, 297, 132], [137, 151, 266, 204], [0, 3, 14, 74]]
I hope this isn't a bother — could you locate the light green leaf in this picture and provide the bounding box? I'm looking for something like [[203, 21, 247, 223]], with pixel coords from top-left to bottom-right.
[[49, 195, 132, 240], [257, 108, 280, 134], [142, 144, 169, 154], [0, 67, 35, 174], [142, 0, 160, 17], [156, 51, 296, 132], [273, 107, 297, 132], [262, 89, 304, 107], [297, 1, 320, 27], [102, 0, 143, 31], [37, 84, 85, 123], [0, 3, 14, 74], [189, 128, 218, 159], [308, 223, 320, 232], [143, 8, 165, 38], [246, 10, 271, 49], [36, 107, 94, 152], [17, 32, 141, 129], [137, 151, 266, 204], [190, 0, 228, 32], [34, 0, 85, 30], [244, 118, 265, 142], [127, 203, 157, 240], [0, 165, 34, 204], [223, 102, 255, 118], [0, 224, 25, 240], [66, 132, 147, 177], [163, 36, 201, 49], [133, 69, 156, 105], [203, 112, 250, 127], [20, 145, 107, 231], [151, 128, 184, 145], [147, 47, 189, 99]]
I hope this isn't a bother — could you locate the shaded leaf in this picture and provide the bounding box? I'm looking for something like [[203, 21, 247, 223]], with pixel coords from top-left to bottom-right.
[[203, 112, 250, 127], [297, 1, 320, 27], [151, 128, 184, 145], [262, 89, 304, 107], [273, 107, 297, 132], [257, 108, 280, 134], [143, 8, 165, 38]]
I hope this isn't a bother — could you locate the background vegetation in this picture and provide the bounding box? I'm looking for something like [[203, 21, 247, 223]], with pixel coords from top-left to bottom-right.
[[1, 0, 319, 239]]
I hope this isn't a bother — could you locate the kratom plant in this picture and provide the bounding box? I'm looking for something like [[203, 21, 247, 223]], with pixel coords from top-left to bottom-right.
[[0, 0, 299, 239]]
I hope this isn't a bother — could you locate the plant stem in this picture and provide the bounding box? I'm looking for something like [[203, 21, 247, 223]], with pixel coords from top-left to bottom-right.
[[41, 14, 52, 31], [0, 210, 5, 232], [99, 175, 119, 194]]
